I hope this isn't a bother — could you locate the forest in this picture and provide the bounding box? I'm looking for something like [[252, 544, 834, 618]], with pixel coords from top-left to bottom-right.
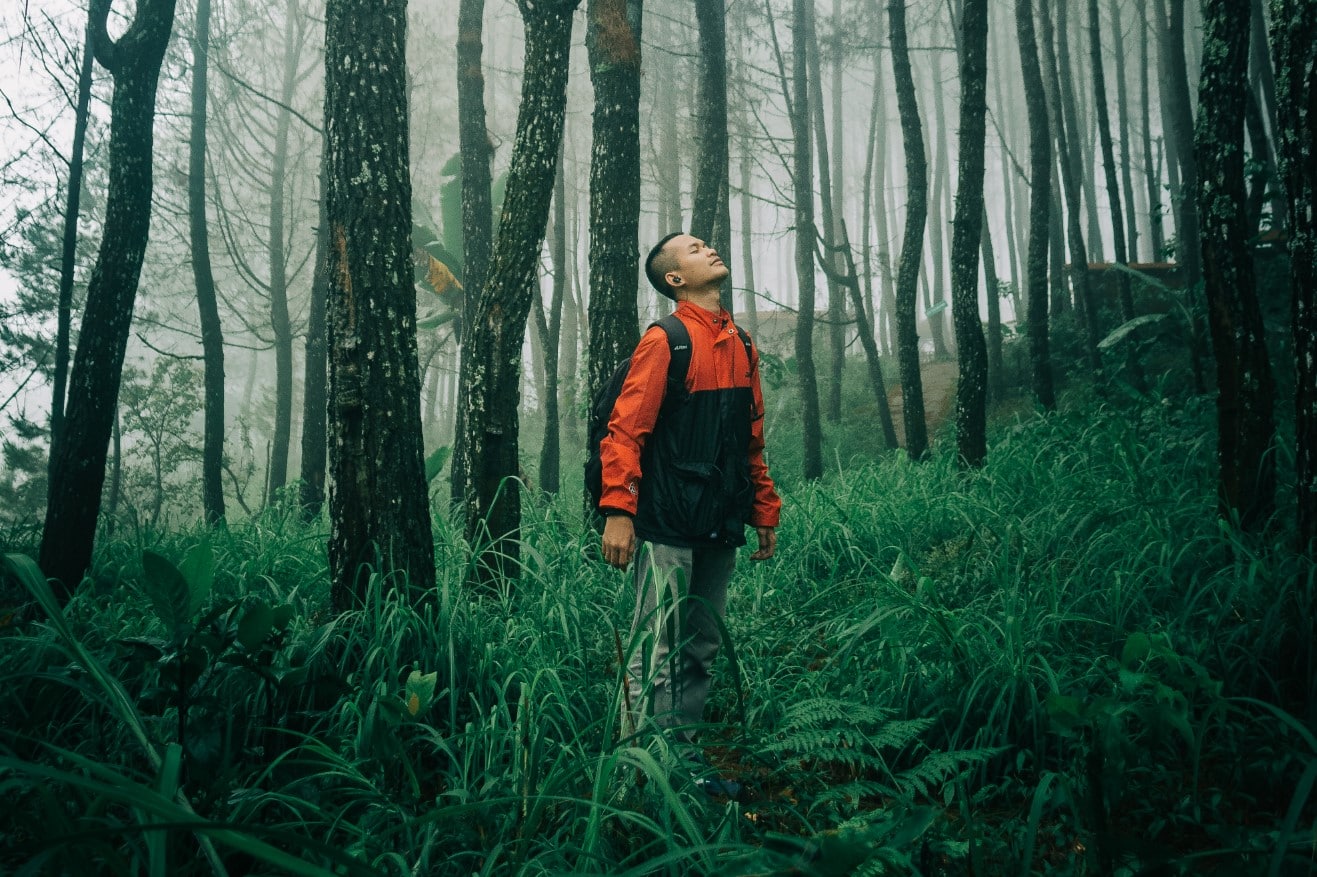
[[1, 0, 1315, 872]]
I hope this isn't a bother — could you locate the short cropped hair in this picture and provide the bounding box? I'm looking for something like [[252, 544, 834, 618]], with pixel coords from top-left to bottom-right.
[[644, 232, 685, 300]]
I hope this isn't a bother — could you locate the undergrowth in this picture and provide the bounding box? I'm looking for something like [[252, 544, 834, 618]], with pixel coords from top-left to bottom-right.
[[2, 385, 1315, 875]]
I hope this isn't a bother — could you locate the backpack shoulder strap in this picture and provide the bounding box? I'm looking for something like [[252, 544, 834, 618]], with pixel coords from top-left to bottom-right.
[[651, 314, 692, 393], [735, 325, 755, 374]]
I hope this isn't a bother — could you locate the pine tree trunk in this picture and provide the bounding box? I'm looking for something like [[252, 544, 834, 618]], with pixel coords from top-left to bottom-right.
[[1138, 0, 1166, 258], [1017, 0, 1055, 410], [950, 0, 989, 467], [1266, 0, 1316, 550], [451, 0, 494, 509], [40, 0, 179, 599], [50, 17, 95, 468], [324, 0, 435, 608], [585, 0, 642, 422], [1197, 0, 1277, 531], [691, 0, 729, 260], [1159, 0, 1203, 289], [456, 0, 578, 581], [1089, 0, 1134, 322], [1040, 0, 1101, 372], [1109, 0, 1142, 263], [189, 0, 226, 525], [793, 0, 823, 479], [537, 149, 567, 495], [981, 216, 1005, 403], [889, 0, 929, 460], [927, 53, 953, 360], [299, 149, 329, 519]]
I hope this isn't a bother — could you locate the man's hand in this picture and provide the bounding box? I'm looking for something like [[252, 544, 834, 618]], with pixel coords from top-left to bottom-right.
[[750, 526, 777, 560], [602, 514, 636, 569]]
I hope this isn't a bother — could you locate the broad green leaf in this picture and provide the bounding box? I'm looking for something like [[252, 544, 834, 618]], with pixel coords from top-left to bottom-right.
[[1120, 631, 1153, 668], [1098, 314, 1167, 350], [424, 446, 452, 483], [405, 670, 438, 716], [141, 551, 191, 634], [236, 603, 275, 651], [270, 604, 295, 632], [178, 541, 214, 616]]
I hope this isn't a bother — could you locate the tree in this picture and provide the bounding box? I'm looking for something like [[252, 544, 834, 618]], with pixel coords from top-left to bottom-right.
[[299, 150, 329, 519], [691, 0, 729, 266], [455, 0, 579, 581], [49, 16, 95, 467], [1196, 0, 1277, 533], [585, 0, 643, 446], [189, 0, 226, 525], [948, 0, 989, 467], [1267, 0, 1317, 549], [40, 0, 180, 598], [1158, 0, 1203, 289], [1016, 0, 1055, 410], [323, 0, 435, 609], [534, 150, 568, 494], [1089, 0, 1134, 321], [791, 0, 823, 480], [889, 0, 929, 461], [450, 0, 494, 509]]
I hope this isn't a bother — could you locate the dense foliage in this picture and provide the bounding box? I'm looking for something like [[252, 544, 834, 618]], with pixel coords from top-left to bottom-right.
[[2, 379, 1314, 875]]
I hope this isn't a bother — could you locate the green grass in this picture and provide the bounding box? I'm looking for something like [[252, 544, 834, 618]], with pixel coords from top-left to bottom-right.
[[2, 384, 1315, 875]]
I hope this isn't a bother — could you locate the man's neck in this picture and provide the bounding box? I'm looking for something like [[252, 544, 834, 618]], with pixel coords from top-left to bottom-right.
[[679, 286, 724, 313]]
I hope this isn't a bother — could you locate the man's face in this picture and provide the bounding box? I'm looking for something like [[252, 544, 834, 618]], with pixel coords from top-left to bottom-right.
[[663, 234, 729, 291]]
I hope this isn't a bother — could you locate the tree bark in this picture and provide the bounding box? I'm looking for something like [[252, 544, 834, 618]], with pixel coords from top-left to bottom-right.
[[451, 0, 494, 509], [585, 0, 643, 446], [1159, 0, 1203, 289], [889, 0, 929, 461], [1017, 0, 1055, 410], [40, 0, 180, 599], [50, 16, 95, 468], [189, 0, 226, 525], [456, 0, 578, 581], [793, 0, 823, 479], [1138, 0, 1166, 258], [324, 0, 435, 609], [1091, 0, 1134, 322], [299, 148, 329, 519], [926, 51, 953, 360], [1109, 0, 1142, 262], [537, 148, 567, 495], [691, 0, 729, 265], [949, 0, 989, 467], [1040, 0, 1101, 372], [1196, 0, 1277, 531], [1266, 0, 1316, 549]]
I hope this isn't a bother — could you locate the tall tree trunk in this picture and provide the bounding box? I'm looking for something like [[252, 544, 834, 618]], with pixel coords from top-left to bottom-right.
[[1089, 0, 1134, 321], [1138, 0, 1166, 259], [950, 0, 989, 467], [456, 0, 578, 581], [324, 0, 435, 609], [1250, 0, 1286, 229], [1017, 0, 1055, 410], [806, 0, 845, 422], [50, 16, 95, 468], [266, 1, 300, 502], [40, 0, 180, 599], [889, 0, 929, 460], [585, 0, 642, 447], [1266, 0, 1316, 550], [1197, 0, 1276, 531], [451, 0, 494, 509], [1040, 0, 1101, 372], [1159, 0, 1203, 289], [1109, 0, 1142, 263], [793, 0, 823, 479], [981, 215, 1005, 403], [926, 51, 952, 360], [691, 0, 729, 263], [1061, 2, 1104, 261], [299, 147, 329, 519], [537, 148, 567, 494], [189, 0, 226, 525], [738, 148, 760, 335]]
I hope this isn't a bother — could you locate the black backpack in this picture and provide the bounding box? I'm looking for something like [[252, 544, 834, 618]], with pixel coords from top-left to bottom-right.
[[584, 313, 752, 513]]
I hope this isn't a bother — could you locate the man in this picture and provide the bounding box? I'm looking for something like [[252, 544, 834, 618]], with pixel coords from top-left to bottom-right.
[[598, 232, 781, 781]]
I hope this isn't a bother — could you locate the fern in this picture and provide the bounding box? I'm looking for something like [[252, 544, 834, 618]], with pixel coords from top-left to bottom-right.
[[894, 746, 1005, 799]]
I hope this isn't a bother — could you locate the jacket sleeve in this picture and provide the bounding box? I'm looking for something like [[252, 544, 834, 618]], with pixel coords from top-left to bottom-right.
[[598, 326, 672, 516], [747, 339, 782, 528]]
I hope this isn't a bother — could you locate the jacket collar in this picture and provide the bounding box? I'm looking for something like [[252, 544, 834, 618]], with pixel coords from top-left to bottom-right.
[[675, 299, 733, 335]]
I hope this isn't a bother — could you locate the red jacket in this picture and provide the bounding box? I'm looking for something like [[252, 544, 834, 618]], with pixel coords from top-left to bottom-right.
[[600, 301, 781, 539]]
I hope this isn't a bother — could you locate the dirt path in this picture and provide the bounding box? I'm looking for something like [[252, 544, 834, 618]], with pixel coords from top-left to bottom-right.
[[886, 359, 959, 446]]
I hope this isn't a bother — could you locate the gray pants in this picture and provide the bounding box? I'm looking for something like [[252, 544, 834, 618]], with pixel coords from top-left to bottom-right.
[[624, 542, 737, 743]]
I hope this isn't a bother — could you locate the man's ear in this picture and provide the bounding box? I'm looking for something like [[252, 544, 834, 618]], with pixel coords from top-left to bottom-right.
[[667, 272, 683, 287]]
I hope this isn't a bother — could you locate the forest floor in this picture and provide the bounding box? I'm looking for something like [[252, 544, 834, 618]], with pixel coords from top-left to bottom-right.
[[887, 358, 959, 443]]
